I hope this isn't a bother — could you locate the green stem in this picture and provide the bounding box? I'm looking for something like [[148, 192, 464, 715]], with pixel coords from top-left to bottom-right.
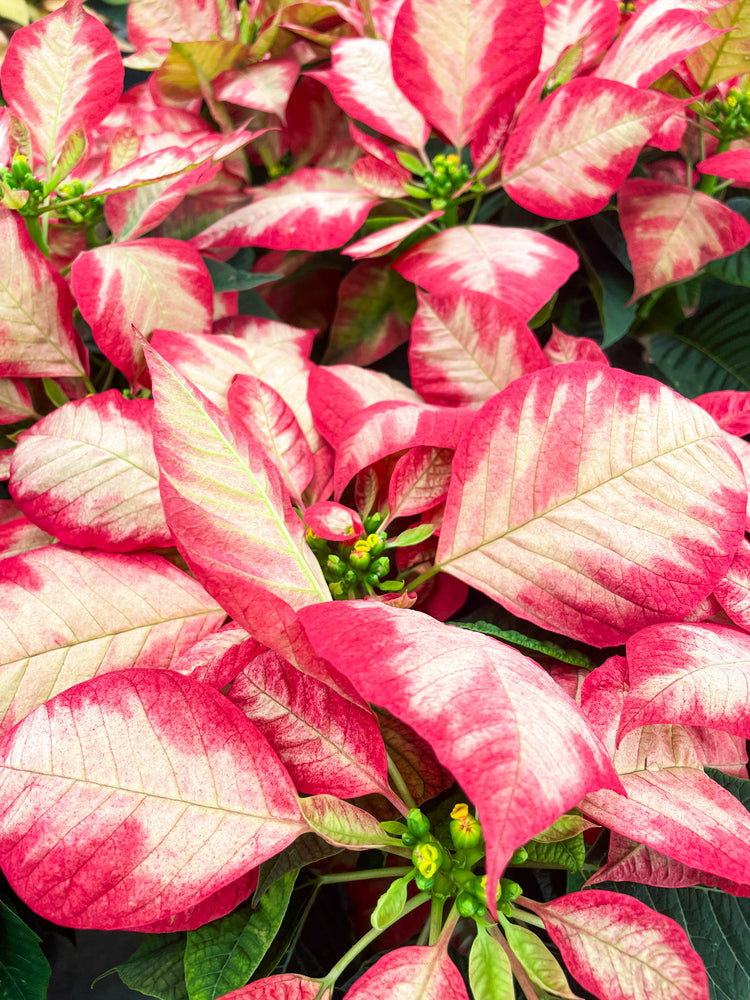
[[386, 752, 416, 811], [317, 866, 413, 887], [697, 137, 731, 195], [428, 896, 445, 945], [315, 891, 430, 998], [405, 563, 441, 590], [508, 904, 545, 929]]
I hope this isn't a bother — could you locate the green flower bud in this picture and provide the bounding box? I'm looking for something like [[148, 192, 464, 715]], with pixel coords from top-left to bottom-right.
[[455, 890, 483, 919], [414, 871, 434, 892], [406, 808, 430, 839], [509, 845, 528, 865], [325, 554, 346, 579], [348, 549, 371, 572], [450, 803, 483, 850]]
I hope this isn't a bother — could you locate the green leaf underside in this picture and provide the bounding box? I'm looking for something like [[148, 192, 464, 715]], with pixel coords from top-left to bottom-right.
[[0, 901, 51, 1000], [115, 933, 189, 1000], [450, 620, 595, 668]]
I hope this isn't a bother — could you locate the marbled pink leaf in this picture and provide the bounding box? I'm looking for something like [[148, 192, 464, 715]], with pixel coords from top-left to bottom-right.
[[619, 179, 750, 300], [375, 706, 452, 806], [351, 156, 408, 198], [697, 149, 750, 184], [595, 1, 726, 88], [387, 447, 454, 521], [0, 379, 37, 424], [695, 389, 750, 435], [214, 58, 300, 120], [0, 669, 306, 929], [300, 601, 621, 913], [540, 0, 620, 76], [146, 345, 330, 656], [502, 80, 678, 220], [344, 212, 444, 259], [228, 374, 314, 504], [310, 38, 428, 148], [544, 326, 609, 366], [0, 208, 87, 380], [193, 169, 380, 252], [525, 890, 708, 1000], [9, 391, 170, 551], [437, 364, 747, 646], [1, 0, 122, 162], [0, 545, 224, 736], [132, 869, 258, 932], [71, 239, 213, 390], [219, 976, 329, 1000], [333, 401, 473, 498], [391, 0, 543, 148], [171, 624, 252, 689], [127, 0, 233, 60], [304, 501, 363, 542], [229, 646, 392, 800], [343, 946, 468, 1000], [0, 501, 53, 560], [409, 290, 549, 407], [152, 328, 331, 504], [394, 226, 578, 321], [619, 622, 750, 739], [714, 537, 750, 629]]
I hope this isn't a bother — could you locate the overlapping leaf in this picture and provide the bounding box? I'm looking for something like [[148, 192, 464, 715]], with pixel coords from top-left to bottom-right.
[[0, 0, 122, 162], [0, 670, 307, 928], [0, 545, 224, 736], [409, 290, 549, 406], [9, 391, 170, 551], [539, 0, 619, 76], [686, 0, 750, 88], [390, 0, 543, 148], [436, 364, 747, 646], [343, 945, 468, 999], [524, 890, 709, 1000], [145, 346, 330, 657], [618, 179, 750, 300], [394, 226, 578, 321], [219, 976, 329, 1000], [299, 601, 620, 913], [0, 378, 36, 424], [501, 80, 678, 220], [0, 208, 87, 379]]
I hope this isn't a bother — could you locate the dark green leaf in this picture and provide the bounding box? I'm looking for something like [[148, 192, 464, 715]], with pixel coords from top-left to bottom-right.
[[0, 900, 51, 1000], [184, 871, 297, 1000], [115, 933, 188, 1000], [648, 294, 750, 395], [706, 198, 750, 287], [254, 833, 341, 902], [606, 883, 750, 1000], [523, 834, 585, 872], [450, 620, 595, 669], [203, 257, 280, 293]]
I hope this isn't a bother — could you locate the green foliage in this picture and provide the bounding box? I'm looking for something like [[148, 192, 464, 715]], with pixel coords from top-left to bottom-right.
[[0, 900, 51, 1000], [115, 933, 189, 1000]]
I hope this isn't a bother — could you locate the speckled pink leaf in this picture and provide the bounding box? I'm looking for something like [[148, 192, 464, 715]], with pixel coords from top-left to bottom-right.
[[502, 80, 678, 220], [219, 974, 329, 999], [193, 169, 380, 252], [310, 38, 428, 148], [1, 0, 122, 162], [714, 537, 750, 629], [131, 869, 258, 933], [0, 209, 87, 380], [345, 212, 444, 259], [0, 379, 37, 424], [697, 149, 750, 184], [525, 890, 708, 1000], [333, 401, 473, 498], [228, 374, 314, 505], [619, 622, 750, 739], [436, 364, 747, 646], [394, 226, 578, 321], [344, 947, 468, 1000], [127, 0, 232, 60], [695, 389, 750, 435], [409, 290, 548, 407], [71, 239, 213, 391], [619, 179, 750, 300], [146, 345, 330, 655], [0, 546, 224, 737], [9, 391, 170, 551], [152, 328, 331, 505], [544, 326, 609, 366], [0, 669, 307, 929], [595, 1, 727, 87], [0, 501, 53, 560], [229, 647, 392, 800], [540, 0, 619, 76], [299, 601, 620, 914], [171, 624, 252, 689], [214, 58, 299, 119], [387, 447, 454, 521], [391, 0, 543, 148]]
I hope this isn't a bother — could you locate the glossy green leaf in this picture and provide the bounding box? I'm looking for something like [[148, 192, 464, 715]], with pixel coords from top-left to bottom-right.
[[184, 871, 297, 1000], [469, 928, 514, 1000], [115, 933, 189, 1000], [0, 900, 50, 1000], [254, 834, 341, 902], [203, 257, 280, 293], [706, 199, 750, 287], [524, 834, 586, 873], [451, 621, 595, 669]]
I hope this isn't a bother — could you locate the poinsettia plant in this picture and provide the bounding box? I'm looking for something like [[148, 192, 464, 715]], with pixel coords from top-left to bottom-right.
[[3, 0, 750, 998]]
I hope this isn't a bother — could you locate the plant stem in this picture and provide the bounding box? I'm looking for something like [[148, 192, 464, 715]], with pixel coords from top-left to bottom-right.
[[315, 891, 430, 997], [428, 896, 445, 945], [508, 904, 545, 929], [697, 137, 731, 196], [386, 751, 416, 811], [317, 866, 413, 887], [405, 563, 441, 590]]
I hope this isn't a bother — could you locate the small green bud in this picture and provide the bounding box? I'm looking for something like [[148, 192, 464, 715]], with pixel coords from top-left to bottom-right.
[[406, 808, 430, 839], [455, 890, 483, 919], [348, 549, 371, 572]]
